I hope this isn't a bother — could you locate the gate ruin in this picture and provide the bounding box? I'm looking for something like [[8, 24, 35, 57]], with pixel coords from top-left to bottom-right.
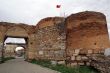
[[0, 11, 110, 70]]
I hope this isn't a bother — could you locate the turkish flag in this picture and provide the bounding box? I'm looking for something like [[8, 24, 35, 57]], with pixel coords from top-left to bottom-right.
[[56, 5, 61, 8]]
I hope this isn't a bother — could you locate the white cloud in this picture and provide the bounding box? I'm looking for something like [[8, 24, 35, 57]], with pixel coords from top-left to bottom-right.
[[0, 0, 61, 24]]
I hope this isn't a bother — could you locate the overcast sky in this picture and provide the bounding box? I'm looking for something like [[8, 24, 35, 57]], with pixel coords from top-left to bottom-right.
[[4, 38, 26, 44], [0, 0, 110, 43]]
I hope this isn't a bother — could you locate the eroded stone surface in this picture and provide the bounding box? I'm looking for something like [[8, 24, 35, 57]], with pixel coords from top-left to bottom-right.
[[66, 11, 110, 67], [36, 23, 66, 60], [91, 55, 110, 73]]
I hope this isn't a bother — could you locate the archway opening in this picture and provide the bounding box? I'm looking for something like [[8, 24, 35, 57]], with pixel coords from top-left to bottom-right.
[[15, 46, 25, 58], [4, 36, 28, 59]]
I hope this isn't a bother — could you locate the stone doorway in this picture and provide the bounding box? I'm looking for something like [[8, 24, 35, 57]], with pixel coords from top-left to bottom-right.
[[3, 36, 28, 60], [15, 46, 25, 58]]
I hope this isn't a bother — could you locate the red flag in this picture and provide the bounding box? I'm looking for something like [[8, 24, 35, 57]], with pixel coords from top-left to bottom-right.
[[56, 5, 61, 8]]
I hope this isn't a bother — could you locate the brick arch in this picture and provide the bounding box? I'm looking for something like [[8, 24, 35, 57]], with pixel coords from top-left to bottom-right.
[[6, 26, 28, 37]]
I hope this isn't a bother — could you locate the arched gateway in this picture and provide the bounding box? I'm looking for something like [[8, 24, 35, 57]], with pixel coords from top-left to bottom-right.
[[0, 22, 36, 61]]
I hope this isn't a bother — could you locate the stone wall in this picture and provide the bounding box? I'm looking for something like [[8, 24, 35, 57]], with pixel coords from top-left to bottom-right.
[[0, 11, 110, 67], [4, 44, 17, 57], [91, 54, 110, 73], [66, 11, 110, 66], [37, 17, 64, 29], [35, 23, 66, 61]]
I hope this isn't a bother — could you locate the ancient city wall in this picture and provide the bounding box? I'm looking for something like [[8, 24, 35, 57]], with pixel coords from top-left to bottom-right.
[[0, 11, 110, 68], [35, 17, 66, 61], [66, 11, 110, 66]]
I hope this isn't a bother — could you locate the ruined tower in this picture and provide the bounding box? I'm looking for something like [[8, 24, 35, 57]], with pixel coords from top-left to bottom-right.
[[66, 11, 110, 66]]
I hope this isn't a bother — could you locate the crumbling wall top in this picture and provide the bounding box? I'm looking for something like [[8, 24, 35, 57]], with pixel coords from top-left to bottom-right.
[[66, 11, 106, 29], [36, 17, 64, 29]]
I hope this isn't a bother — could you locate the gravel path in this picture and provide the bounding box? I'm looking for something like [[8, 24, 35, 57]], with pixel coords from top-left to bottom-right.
[[0, 58, 59, 73]]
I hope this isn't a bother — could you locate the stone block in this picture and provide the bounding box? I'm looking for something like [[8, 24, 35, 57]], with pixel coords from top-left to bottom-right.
[[45, 54, 50, 57], [76, 56, 81, 61], [57, 61, 65, 64], [78, 62, 84, 65], [93, 50, 99, 54], [79, 50, 87, 55], [68, 50, 73, 56], [88, 50, 93, 54], [81, 56, 88, 61], [39, 51, 44, 55], [51, 61, 57, 65], [86, 62, 90, 66], [73, 53, 78, 56], [86, 54, 91, 57], [75, 49, 80, 54], [71, 62, 77, 66], [71, 56, 75, 60], [100, 50, 104, 54]]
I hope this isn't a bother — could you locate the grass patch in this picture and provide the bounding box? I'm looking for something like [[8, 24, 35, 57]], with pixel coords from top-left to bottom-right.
[[3, 57, 15, 61], [30, 59, 99, 73], [0, 57, 15, 64]]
